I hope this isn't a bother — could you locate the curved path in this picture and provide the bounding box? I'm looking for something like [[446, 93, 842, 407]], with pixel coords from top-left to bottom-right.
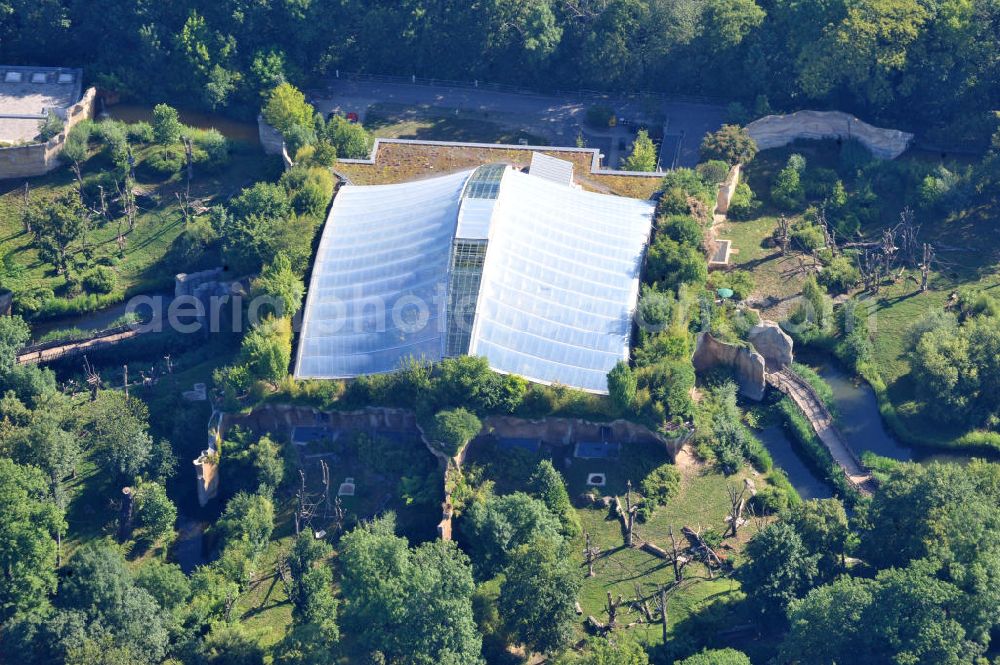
[[17, 326, 144, 365], [766, 368, 876, 495]]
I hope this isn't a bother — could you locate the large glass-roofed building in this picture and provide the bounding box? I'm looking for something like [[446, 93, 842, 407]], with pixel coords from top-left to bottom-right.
[[294, 157, 656, 394]]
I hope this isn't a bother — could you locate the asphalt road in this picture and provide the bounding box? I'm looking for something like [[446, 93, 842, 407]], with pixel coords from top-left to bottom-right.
[[310, 79, 726, 168]]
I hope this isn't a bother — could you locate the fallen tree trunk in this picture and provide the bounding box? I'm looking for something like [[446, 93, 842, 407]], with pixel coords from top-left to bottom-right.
[[682, 526, 723, 568]]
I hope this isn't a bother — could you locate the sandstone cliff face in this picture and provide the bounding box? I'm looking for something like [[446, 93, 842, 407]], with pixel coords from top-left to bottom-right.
[[692, 332, 767, 401], [748, 320, 794, 371]]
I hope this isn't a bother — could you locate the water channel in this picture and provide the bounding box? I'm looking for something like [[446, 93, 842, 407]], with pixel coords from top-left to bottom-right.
[[756, 352, 991, 499]]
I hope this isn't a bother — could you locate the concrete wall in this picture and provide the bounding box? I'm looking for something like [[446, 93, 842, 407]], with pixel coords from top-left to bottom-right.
[[746, 110, 914, 160], [0, 87, 96, 180]]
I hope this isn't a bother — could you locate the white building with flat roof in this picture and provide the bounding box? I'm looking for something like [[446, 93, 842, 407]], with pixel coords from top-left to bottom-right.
[[0, 66, 83, 144], [294, 155, 655, 394]]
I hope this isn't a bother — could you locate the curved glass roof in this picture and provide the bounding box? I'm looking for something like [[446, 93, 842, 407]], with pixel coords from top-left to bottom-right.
[[294, 158, 655, 394], [469, 170, 653, 393], [294, 170, 473, 378]]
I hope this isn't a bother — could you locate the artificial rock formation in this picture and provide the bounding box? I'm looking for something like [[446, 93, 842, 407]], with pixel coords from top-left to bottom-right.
[[746, 111, 914, 160], [692, 332, 767, 401], [748, 320, 794, 371]]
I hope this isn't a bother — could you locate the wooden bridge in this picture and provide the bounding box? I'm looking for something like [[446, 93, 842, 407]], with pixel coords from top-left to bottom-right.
[[766, 367, 876, 495]]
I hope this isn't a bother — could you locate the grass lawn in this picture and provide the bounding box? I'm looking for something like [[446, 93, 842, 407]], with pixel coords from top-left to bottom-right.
[[0, 138, 281, 319], [721, 214, 811, 319], [366, 102, 548, 145], [574, 455, 763, 648]]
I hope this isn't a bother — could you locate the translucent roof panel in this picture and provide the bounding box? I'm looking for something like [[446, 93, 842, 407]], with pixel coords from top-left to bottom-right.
[[294, 170, 473, 378], [468, 170, 655, 394], [529, 152, 575, 186]]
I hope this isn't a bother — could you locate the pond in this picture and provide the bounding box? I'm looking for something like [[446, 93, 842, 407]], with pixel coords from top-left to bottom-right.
[[104, 104, 260, 145]]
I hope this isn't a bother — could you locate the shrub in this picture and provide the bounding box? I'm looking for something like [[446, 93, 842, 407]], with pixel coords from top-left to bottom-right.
[[818, 255, 860, 293], [621, 129, 657, 171], [646, 237, 707, 291], [710, 270, 755, 300], [790, 221, 825, 252], [675, 648, 751, 665], [263, 83, 314, 136], [803, 167, 839, 199], [282, 166, 335, 217], [427, 408, 482, 457], [697, 159, 731, 185], [145, 148, 185, 175], [189, 128, 229, 168], [82, 266, 118, 294], [752, 485, 789, 514], [324, 115, 371, 159], [640, 464, 680, 506], [727, 182, 759, 219], [838, 139, 873, 176], [126, 121, 155, 144], [37, 113, 64, 141], [659, 214, 703, 248], [771, 163, 805, 210]]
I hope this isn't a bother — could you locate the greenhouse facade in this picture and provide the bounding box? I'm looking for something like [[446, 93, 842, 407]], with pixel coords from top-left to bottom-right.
[[294, 157, 656, 394]]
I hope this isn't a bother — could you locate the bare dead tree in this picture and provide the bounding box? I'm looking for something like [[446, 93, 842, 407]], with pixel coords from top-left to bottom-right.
[[776, 214, 790, 255], [21, 182, 31, 234], [98, 184, 109, 224], [920, 243, 935, 292], [667, 526, 689, 582], [83, 356, 100, 401], [881, 227, 899, 283], [183, 135, 194, 198], [816, 204, 837, 254], [655, 580, 697, 646], [724, 480, 755, 538], [584, 532, 600, 577], [620, 481, 639, 547], [898, 207, 921, 266]]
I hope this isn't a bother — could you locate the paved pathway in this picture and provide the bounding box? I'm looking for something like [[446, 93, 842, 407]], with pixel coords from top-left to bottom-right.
[[312, 79, 725, 167], [767, 367, 876, 494], [18, 326, 145, 365]]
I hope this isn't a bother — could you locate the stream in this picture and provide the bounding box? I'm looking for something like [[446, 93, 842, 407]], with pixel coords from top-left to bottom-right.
[[757, 352, 988, 499]]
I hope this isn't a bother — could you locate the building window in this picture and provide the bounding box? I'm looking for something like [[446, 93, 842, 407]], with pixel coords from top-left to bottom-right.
[[445, 239, 487, 356]]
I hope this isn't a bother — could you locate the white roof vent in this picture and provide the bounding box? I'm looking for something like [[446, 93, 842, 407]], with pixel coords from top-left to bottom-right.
[[31, 72, 47, 83], [529, 152, 575, 187], [57, 72, 74, 84], [4, 71, 22, 83]]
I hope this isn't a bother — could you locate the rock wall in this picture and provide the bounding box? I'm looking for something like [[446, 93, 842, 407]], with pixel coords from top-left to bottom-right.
[[714, 164, 742, 216], [692, 332, 767, 401], [746, 110, 914, 160], [257, 116, 285, 155], [482, 414, 685, 459], [0, 87, 96, 179], [747, 320, 794, 371]]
